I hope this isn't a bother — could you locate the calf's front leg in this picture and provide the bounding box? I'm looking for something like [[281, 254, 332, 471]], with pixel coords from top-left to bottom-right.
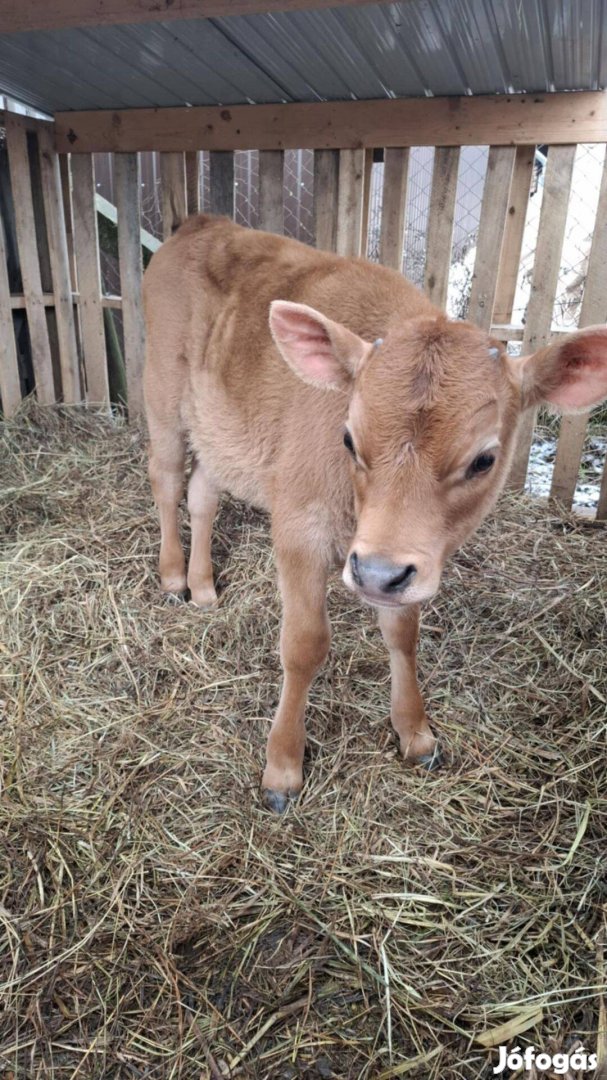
[[262, 549, 330, 813], [377, 605, 440, 769]]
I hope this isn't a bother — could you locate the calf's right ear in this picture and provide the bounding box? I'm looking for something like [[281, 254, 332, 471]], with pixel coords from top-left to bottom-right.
[[269, 301, 371, 391]]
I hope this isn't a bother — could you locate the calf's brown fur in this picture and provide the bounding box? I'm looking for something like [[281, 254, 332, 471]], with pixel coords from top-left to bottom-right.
[[144, 214, 607, 812]]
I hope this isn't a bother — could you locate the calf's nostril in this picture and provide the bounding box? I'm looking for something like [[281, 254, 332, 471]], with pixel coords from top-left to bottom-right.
[[383, 564, 417, 593], [349, 551, 363, 587]]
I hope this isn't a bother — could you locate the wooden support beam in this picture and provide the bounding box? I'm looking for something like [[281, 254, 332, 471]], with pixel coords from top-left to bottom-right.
[[160, 152, 187, 241], [185, 151, 200, 216], [209, 151, 234, 218], [258, 150, 284, 234], [509, 145, 577, 490], [336, 148, 365, 258], [467, 145, 516, 330], [361, 148, 373, 256], [379, 148, 409, 272], [115, 153, 146, 418], [59, 153, 77, 290], [0, 0, 378, 35], [5, 112, 55, 404], [492, 145, 535, 327], [551, 150, 607, 512], [55, 92, 607, 155], [598, 457, 607, 520], [424, 146, 459, 306], [71, 154, 109, 405], [0, 203, 21, 416], [38, 125, 81, 402], [313, 149, 339, 252]]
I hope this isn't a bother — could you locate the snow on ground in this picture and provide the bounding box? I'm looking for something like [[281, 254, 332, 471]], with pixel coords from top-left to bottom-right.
[[526, 433, 606, 510]]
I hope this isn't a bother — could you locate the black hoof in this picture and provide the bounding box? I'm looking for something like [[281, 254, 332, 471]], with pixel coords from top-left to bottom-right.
[[261, 788, 297, 814], [415, 748, 443, 771], [165, 589, 190, 604]]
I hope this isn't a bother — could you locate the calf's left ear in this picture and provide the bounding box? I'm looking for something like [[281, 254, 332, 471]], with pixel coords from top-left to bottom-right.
[[512, 325, 607, 412]]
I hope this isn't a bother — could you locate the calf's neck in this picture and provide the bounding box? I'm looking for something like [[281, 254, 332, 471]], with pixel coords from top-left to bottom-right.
[[143, 214, 607, 812]]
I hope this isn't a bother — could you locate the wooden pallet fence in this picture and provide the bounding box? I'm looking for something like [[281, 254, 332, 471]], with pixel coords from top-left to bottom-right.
[[2, 125, 606, 523]]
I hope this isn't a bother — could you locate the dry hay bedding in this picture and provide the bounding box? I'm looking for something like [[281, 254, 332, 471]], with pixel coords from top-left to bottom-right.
[[0, 404, 605, 1080]]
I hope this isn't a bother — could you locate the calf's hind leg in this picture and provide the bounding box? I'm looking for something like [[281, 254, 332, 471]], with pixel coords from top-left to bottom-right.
[[262, 548, 330, 813], [147, 420, 188, 597]]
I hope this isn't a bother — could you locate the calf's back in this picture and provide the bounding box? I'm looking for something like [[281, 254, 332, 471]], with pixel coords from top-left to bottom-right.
[[143, 214, 434, 537]]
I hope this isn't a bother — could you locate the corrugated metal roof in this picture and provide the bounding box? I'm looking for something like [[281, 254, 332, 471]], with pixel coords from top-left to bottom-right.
[[0, 0, 605, 115]]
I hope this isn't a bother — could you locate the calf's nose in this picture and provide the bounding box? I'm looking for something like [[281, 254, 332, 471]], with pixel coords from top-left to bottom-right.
[[350, 552, 417, 595]]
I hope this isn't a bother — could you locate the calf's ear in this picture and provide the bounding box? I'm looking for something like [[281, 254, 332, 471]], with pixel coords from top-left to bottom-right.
[[269, 301, 371, 391], [512, 325, 607, 412]]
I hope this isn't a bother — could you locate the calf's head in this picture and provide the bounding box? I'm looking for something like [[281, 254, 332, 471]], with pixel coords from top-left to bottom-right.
[[270, 302, 607, 609]]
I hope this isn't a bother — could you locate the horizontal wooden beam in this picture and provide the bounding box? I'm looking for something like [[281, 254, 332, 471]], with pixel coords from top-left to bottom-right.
[[55, 92, 607, 154], [9, 292, 122, 309], [0, 0, 380, 34]]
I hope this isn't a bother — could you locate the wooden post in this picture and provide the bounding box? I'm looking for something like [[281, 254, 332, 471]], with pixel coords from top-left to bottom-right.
[[598, 459, 607, 520], [59, 153, 77, 289], [361, 148, 374, 256], [71, 153, 109, 405], [115, 152, 146, 418], [492, 145, 535, 328], [467, 146, 516, 330], [258, 150, 284, 234], [550, 151, 607, 510], [160, 151, 187, 241], [509, 145, 577, 489], [379, 148, 409, 272], [4, 112, 55, 404], [336, 148, 365, 257], [185, 150, 200, 216], [424, 146, 460, 307], [0, 211, 21, 416], [38, 125, 80, 402], [314, 149, 339, 252], [209, 151, 234, 217]]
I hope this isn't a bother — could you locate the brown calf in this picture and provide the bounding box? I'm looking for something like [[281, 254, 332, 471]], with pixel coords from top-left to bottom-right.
[[143, 214, 607, 812]]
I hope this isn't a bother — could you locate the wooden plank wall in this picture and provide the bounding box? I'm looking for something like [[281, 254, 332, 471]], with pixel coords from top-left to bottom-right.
[[1, 118, 606, 520]]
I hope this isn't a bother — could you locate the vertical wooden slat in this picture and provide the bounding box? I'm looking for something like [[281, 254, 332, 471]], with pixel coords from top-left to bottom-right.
[[38, 125, 80, 402], [71, 153, 109, 405], [597, 459, 607, 520], [509, 145, 577, 489], [379, 147, 409, 272], [314, 149, 339, 252], [492, 145, 535, 327], [336, 148, 365, 258], [59, 153, 77, 290], [160, 152, 187, 241], [185, 150, 200, 216], [258, 150, 284, 234], [550, 151, 607, 510], [209, 151, 234, 218], [424, 146, 460, 307], [361, 148, 374, 256], [5, 112, 54, 403], [0, 214, 21, 416], [115, 152, 145, 418], [467, 146, 516, 330]]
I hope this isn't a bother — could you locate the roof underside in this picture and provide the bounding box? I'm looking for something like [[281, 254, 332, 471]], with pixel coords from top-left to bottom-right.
[[0, 0, 606, 115]]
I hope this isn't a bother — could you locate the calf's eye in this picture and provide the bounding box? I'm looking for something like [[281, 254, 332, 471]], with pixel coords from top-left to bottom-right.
[[467, 452, 495, 478], [343, 430, 356, 457]]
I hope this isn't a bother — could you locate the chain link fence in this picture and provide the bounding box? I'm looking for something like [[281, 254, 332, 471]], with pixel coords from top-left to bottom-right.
[[95, 143, 605, 335]]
